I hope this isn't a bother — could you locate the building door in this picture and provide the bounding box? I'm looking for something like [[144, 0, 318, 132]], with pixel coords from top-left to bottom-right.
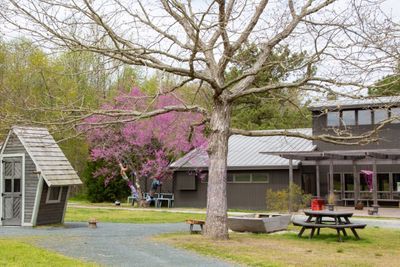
[[2, 157, 22, 226]]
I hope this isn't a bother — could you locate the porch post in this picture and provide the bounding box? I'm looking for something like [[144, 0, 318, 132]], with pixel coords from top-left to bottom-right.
[[329, 159, 334, 196], [372, 159, 379, 211], [289, 158, 294, 212], [316, 161, 320, 198], [353, 161, 359, 206]]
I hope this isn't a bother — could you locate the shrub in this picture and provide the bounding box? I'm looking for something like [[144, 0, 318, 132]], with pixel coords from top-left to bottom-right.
[[266, 184, 312, 212], [83, 161, 130, 202]]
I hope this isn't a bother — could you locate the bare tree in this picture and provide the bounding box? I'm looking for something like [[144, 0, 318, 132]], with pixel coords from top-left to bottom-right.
[[1, 0, 398, 239]]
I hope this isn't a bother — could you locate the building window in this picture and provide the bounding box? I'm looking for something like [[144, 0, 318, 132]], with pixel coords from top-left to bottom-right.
[[342, 110, 355, 126], [393, 174, 400, 192], [252, 173, 269, 183], [327, 111, 340, 127], [374, 109, 388, 124], [333, 173, 341, 191], [358, 110, 372, 125], [344, 173, 354, 191], [234, 173, 251, 182], [226, 173, 269, 183], [378, 173, 390, 191], [391, 108, 400, 124], [46, 186, 63, 204]]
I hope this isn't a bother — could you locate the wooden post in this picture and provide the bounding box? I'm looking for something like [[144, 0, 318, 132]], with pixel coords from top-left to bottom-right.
[[353, 162, 359, 206], [289, 159, 294, 213], [316, 162, 320, 198], [372, 160, 378, 209], [329, 159, 334, 196]]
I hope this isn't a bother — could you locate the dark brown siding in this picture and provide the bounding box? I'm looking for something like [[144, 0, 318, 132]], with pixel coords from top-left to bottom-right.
[[173, 169, 301, 210], [3, 133, 38, 224], [36, 184, 68, 225], [312, 110, 400, 151]]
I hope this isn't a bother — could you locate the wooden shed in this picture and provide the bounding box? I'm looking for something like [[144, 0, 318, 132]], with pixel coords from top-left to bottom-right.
[[0, 126, 82, 226]]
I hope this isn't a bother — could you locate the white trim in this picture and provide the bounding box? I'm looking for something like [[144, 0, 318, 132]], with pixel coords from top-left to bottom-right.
[[22, 223, 33, 227], [61, 186, 70, 224], [45, 186, 63, 204], [0, 131, 11, 155], [0, 153, 25, 226], [31, 175, 44, 226]]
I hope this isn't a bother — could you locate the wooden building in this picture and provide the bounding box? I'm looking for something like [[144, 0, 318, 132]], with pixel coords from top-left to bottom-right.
[[0, 126, 82, 226], [171, 96, 400, 210], [170, 130, 315, 210]]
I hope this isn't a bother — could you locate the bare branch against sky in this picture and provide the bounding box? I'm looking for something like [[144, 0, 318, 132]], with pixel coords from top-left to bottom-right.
[[1, 0, 399, 239]]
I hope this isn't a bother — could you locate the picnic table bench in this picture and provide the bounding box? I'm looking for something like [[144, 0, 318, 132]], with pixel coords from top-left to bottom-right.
[[293, 210, 366, 242], [186, 219, 205, 234]]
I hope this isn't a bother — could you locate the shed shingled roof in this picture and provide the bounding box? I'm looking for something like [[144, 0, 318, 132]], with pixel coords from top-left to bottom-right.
[[9, 126, 82, 186], [170, 128, 315, 170]]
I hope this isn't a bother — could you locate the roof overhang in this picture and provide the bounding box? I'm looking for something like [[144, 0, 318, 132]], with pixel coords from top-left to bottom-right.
[[278, 149, 400, 166]]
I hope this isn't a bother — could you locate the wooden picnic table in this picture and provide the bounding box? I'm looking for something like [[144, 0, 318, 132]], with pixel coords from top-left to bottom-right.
[[293, 210, 366, 242]]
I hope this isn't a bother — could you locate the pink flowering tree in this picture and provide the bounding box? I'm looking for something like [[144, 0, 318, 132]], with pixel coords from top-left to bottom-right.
[[84, 88, 206, 197]]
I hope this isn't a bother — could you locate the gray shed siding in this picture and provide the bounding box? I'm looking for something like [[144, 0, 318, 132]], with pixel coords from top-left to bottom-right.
[[36, 184, 68, 225], [173, 170, 301, 210], [2, 133, 38, 224]]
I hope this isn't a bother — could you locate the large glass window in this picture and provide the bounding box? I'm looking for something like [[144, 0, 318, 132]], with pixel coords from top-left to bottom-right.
[[378, 173, 390, 191], [344, 174, 354, 191], [360, 173, 369, 191], [393, 174, 400, 192], [391, 108, 400, 123], [374, 109, 388, 124], [327, 112, 340, 127], [358, 110, 372, 125], [342, 110, 356, 126], [333, 173, 341, 191]]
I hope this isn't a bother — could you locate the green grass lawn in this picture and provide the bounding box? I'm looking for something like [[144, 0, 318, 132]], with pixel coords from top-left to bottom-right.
[[0, 239, 96, 266], [65, 207, 205, 223], [154, 226, 400, 267]]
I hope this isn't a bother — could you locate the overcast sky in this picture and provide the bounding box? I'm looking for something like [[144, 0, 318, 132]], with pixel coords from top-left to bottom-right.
[[382, 0, 400, 18]]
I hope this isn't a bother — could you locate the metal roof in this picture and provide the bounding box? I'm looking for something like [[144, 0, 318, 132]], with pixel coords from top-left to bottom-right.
[[170, 128, 316, 170], [308, 96, 400, 111], [279, 149, 400, 161], [8, 126, 82, 186]]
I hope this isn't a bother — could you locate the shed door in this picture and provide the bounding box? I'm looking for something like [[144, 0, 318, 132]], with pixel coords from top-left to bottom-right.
[[2, 157, 22, 226]]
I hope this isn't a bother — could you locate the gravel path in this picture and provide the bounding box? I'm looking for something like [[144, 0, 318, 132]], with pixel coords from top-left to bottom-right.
[[0, 222, 233, 267]]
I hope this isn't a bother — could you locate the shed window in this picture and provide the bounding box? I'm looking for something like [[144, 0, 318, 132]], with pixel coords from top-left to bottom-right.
[[46, 186, 62, 204], [391, 108, 400, 123], [358, 110, 372, 125], [327, 112, 340, 127], [342, 110, 355, 126], [374, 109, 388, 124]]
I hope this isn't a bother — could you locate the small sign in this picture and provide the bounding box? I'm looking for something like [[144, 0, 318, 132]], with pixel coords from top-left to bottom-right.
[[397, 182, 400, 192]]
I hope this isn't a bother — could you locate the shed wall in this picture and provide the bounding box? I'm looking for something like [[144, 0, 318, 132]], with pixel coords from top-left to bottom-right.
[[173, 170, 301, 210], [36, 184, 68, 225], [2, 133, 38, 224]]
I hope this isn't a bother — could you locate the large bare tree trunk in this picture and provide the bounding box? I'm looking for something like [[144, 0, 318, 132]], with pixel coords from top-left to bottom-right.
[[204, 98, 231, 239]]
